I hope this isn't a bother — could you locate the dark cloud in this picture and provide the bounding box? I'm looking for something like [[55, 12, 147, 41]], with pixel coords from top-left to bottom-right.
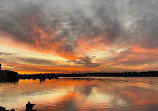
[[69, 56, 101, 67], [17, 57, 56, 66], [0, 0, 126, 58], [0, 52, 18, 56], [1, 0, 158, 50], [128, 0, 158, 48]]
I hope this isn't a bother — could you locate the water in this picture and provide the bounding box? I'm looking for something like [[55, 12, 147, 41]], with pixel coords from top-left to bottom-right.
[[0, 77, 158, 111]]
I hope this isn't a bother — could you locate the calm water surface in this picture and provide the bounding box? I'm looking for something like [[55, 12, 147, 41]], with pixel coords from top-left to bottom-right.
[[0, 77, 158, 111]]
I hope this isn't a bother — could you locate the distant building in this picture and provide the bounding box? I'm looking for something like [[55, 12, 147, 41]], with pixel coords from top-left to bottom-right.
[[0, 64, 19, 82]]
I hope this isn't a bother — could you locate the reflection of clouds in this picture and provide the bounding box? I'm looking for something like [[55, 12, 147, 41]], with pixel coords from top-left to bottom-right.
[[0, 86, 75, 110], [94, 77, 158, 93], [121, 87, 158, 107], [86, 87, 127, 107], [35, 92, 78, 111], [74, 85, 94, 95], [0, 78, 158, 111]]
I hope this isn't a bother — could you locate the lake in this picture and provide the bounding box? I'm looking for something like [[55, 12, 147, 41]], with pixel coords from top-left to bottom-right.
[[0, 77, 158, 111]]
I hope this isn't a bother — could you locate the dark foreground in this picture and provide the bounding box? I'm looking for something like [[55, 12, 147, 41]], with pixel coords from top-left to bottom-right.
[[1, 70, 158, 82], [20, 71, 158, 79], [18, 71, 158, 81], [20, 71, 158, 78], [0, 101, 36, 111]]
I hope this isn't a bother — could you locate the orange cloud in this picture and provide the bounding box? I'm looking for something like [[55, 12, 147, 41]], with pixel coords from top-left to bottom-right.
[[119, 45, 158, 62], [77, 36, 106, 53], [131, 46, 158, 54], [0, 16, 78, 61], [3, 62, 96, 74]]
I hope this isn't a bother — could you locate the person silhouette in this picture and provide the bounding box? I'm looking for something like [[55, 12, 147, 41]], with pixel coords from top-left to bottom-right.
[[26, 101, 37, 111]]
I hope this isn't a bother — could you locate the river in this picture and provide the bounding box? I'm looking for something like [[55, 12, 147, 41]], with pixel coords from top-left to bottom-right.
[[0, 77, 158, 111]]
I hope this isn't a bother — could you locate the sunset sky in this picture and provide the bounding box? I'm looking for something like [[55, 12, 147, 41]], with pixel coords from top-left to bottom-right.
[[0, 0, 158, 74]]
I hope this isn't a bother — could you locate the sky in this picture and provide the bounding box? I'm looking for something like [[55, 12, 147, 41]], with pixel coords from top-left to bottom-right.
[[0, 0, 158, 74]]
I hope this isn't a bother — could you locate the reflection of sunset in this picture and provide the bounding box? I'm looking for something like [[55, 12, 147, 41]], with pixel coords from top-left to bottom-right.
[[122, 89, 158, 106], [1, 78, 158, 110]]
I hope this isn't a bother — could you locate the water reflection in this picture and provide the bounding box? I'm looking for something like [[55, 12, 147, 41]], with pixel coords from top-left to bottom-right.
[[0, 77, 158, 111]]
